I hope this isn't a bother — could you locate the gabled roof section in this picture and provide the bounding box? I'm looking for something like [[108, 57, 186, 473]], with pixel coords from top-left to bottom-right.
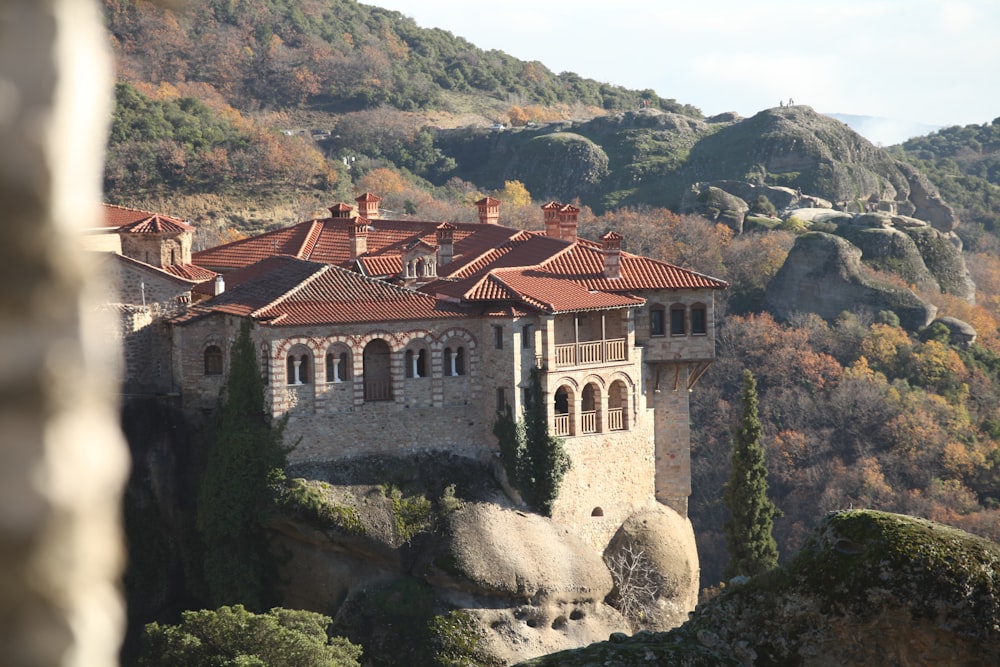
[[542, 239, 729, 291], [174, 255, 473, 327], [163, 263, 218, 281], [105, 252, 199, 287], [463, 267, 644, 314]]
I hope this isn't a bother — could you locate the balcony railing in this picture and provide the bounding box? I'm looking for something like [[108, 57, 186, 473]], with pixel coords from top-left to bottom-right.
[[553, 413, 571, 436], [581, 410, 597, 434], [553, 337, 627, 368], [608, 408, 624, 431]]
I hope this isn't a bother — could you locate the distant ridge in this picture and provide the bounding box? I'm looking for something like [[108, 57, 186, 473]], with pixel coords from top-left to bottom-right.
[[824, 113, 943, 146]]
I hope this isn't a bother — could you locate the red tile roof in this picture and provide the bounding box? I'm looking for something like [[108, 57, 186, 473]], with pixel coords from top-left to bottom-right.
[[186, 204, 727, 323], [163, 263, 218, 281], [174, 255, 473, 327], [103, 204, 194, 233]]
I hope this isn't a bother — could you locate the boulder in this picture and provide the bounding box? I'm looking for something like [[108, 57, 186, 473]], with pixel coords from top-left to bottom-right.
[[833, 226, 940, 295], [680, 184, 749, 233], [900, 226, 976, 302], [897, 161, 958, 232], [932, 316, 977, 346], [518, 511, 1000, 666], [604, 505, 700, 631], [763, 232, 937, 331]]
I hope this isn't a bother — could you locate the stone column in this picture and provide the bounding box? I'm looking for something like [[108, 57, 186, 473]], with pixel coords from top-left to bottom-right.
[[650, 363, 692, 517], [0, 1, 128, 666]]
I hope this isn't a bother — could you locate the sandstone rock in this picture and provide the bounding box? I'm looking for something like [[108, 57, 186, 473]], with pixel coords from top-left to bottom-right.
[[931, 316, 977, 345], [782, 208, 851, 225], [680, 184, 749, 233], [900, 226, 976, 302], [604, 506, 700, 630], [833, 226, 940, 295], [763, 232, 937, 331], [518, 511, 1000, 667], [431, 502, 614, 600], [897, 161, 958, 232]]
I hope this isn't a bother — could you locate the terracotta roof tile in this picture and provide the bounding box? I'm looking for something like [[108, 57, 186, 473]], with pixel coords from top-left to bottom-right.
[[115, 210, 194, 234], [175, 256, 473, 327], [163, 263, 218, 281], [358, 255, 401, 277]]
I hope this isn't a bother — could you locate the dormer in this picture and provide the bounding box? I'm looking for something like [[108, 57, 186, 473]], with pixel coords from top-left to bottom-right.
[[355, 192, 381, 219], [328, 202, 354, 219], [400, 239, 438, 282], [475, 196, 500, 225]]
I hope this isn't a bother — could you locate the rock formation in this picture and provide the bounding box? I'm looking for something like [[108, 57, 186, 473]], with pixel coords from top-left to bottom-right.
[[763, 232, 938, 331], [269, 454, 700, 666], [518, 510, 1000, 666]]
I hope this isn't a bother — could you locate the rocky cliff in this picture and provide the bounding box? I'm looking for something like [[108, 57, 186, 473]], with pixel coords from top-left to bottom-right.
[[271, 453, 700, 666], [518, 510, 1000, 666]]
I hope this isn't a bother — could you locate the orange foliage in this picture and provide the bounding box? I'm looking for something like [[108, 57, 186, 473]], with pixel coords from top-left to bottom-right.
[[356, 168, 408, 197]]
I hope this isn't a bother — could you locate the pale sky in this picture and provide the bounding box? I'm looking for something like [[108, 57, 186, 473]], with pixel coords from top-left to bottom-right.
[[372, 0, 998, 141]]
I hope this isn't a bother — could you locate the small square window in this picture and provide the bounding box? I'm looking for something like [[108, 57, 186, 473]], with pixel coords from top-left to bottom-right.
[[496, 387, 507, 413]]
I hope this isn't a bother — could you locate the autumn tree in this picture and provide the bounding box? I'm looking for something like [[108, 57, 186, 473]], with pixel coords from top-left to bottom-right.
[[723, 369, 780, 579]]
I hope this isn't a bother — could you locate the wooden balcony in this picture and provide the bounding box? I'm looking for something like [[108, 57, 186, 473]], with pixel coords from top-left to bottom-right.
[[608, 408, 624, 431], [553, 338, 627, 369], [553, 413, 571, 436]]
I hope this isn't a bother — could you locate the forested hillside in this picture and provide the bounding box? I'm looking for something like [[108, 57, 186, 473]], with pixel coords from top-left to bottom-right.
[[105, 0, 1000, 600]]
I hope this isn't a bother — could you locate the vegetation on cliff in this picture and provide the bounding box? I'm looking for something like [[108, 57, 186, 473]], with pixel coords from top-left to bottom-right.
[[141, 605, 362, 667], [518, 511, 1000, 666], [196, 322, 289, 610], [494, 366, 571, 516]]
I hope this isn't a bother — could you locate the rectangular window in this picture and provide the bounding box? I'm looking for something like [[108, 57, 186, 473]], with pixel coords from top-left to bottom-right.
[[494, 325, 504, 349], [650, 308, 665, 337], [670, 306, 686, 336], [522, 324, 533, 349], [496, 387, 507, 413], [691, 305, 707, 335]]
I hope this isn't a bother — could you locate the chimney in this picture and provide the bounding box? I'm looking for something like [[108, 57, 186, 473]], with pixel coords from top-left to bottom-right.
[[600, 231, 623, 279], [475, 196, 500, 224], [328, 202, 353, 219], [348, 217, 369, 259], [213, 274, 225, 296], [355, 192, 381, 219], [436, 222, 455, 265], [541, 201, 562, 238], [558, 203, 580, 243]]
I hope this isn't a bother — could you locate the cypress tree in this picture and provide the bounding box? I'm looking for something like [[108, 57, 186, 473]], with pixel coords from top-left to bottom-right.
[[493, 366, 570, 516], [723, 369, 779, 579], [196, 321, 288, 610]]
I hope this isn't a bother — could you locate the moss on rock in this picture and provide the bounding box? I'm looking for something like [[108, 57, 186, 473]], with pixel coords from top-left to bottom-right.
[[518, 511, 1000, 666]]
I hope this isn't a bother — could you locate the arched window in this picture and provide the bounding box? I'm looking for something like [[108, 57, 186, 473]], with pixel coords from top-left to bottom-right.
[[608, 379, 628, 431], [554, 386, 574, 436], [650, 304, 665, 337], [690, 303, 708, 335], [326, 348, 350, 382], [670, 304, 686, 336], [444, 345, 466, 376], [405, 346, 428, 378], [591, 507, 604, 517], [581, 383, 600, 434], [363, 339, 392, 401], [204, 345, 223, 375], [287, 352, 310, 385]]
